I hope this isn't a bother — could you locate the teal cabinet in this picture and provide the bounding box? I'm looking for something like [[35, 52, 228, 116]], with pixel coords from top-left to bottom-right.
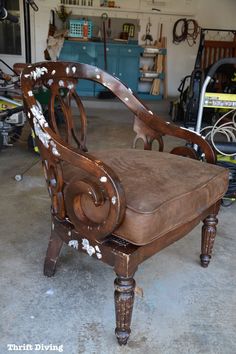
[[118, 47, 140, 91], [95, 44, 118, 93], [59, 41, 142, 96], [60, 41, 95, 95]]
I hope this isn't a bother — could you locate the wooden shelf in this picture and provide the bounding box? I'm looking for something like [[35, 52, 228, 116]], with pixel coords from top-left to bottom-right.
[[60, 3, 195, 17], [139, 38, 167, 98]]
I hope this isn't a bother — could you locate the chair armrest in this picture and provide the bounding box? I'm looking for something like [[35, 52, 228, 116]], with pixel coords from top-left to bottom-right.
[[76, 65, 215, 163], [135, 108, 216, 163], [26, 104, 126, 242]]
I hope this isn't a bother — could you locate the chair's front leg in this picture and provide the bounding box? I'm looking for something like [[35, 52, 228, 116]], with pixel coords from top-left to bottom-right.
[[114, 274, 136, 345], [200, 213, 218, 268], [44, 227, 63, 277]]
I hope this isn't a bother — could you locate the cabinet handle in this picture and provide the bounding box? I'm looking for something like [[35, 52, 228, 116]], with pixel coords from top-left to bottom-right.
[[128, 49, 132, 53], [82, 46, 86, 50], [119, 73, 122, 76], [106, 48, 109, 51], [113, 72, 116, 75]]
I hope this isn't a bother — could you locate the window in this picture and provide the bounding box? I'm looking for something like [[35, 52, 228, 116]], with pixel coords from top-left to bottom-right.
[[0, 0, 21, 55]]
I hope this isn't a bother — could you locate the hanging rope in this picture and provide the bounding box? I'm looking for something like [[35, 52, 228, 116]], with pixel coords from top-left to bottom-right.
[[173, 18, 200, 46]]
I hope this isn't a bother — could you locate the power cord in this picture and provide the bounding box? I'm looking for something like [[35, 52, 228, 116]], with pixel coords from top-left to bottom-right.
[[200, 109, 236, 203], [200, 109, 236, 156]]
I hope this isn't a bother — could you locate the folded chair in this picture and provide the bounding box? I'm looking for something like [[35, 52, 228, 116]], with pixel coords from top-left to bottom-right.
[[21, 62, 228, 345]]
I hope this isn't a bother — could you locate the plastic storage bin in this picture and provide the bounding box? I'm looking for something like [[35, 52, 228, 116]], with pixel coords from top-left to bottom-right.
[[69, 19, 93, 38]]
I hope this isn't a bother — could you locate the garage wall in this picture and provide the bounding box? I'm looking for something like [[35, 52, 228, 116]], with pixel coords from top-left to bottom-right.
[[33, 0, 236, 96]]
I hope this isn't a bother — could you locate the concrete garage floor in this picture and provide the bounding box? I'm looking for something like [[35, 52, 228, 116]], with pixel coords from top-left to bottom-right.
[[0, 99, 236, 354]]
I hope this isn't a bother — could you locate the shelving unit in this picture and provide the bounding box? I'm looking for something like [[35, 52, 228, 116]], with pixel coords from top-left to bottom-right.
[[138, 39, 167, 100], [60, 0, 195, 17]]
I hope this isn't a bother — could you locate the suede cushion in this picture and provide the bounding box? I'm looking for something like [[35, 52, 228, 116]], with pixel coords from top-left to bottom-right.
[[62, 149, 228, 245]]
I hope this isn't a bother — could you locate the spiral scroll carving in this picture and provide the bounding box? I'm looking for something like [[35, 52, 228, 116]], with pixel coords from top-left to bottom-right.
[[170, 146, 199, 159], [64, 174, 125, 240]]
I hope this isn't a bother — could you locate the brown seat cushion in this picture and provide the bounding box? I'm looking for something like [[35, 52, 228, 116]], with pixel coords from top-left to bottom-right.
[[62, 149, 228, 245]]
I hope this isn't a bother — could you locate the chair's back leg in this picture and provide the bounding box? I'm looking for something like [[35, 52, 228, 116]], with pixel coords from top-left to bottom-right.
[[200, 211, 219, 268], [44, 226, 64, 277], [114, 274, 136, 345]]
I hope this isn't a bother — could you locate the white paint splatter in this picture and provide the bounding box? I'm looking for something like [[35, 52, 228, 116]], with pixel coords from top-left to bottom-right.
[[95, 245, 100, 252], [46, 289, 54, 295], [48, 79, 53, 86], [68, 240, 79, 250], [100, 176, 107, 183], [82, 238, 95, 257], [111, 196, 117, 205]]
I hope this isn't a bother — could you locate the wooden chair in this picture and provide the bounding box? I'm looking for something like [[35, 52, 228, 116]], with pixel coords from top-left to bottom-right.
[[21, 62, 228, 345], [200, 33, 236, 91]]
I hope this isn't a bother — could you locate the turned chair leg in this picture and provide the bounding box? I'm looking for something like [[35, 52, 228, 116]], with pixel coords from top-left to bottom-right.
[[200, 214, 218, 268], [44, 230, 63, 277], [114, 275, 136, 345]]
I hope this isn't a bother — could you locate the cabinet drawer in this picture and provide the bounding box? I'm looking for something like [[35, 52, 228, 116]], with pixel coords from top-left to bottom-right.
[[96, 45, 118, 56], [119, 47, 141, 56]]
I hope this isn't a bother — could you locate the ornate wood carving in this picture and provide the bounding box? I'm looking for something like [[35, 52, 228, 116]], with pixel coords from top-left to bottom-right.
[[64, 177, 111, 239], [200, 214, 218, 267], [114, 275, 136, 345], [47, 79, 87, 151], [133, 116, 164, 151], [170, 146, 199, 159]]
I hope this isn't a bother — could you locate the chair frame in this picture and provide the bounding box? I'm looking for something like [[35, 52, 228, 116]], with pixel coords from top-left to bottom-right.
[[21, 61, 221, 345]]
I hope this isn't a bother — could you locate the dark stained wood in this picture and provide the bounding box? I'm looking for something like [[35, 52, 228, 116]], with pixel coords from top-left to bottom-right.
[[200, 37, 236, 91], [21, 61, 227, 345], [133, 116, 164, 151], [44, 227, 64, 277], [202, 39, 236, 68], [200, 215, 218, 267], [170, 146, 199, 159], [114, 275, 136, 345], [200, 202, 220, 268]]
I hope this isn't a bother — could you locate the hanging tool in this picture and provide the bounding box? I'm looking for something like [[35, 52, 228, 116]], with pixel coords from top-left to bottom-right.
[[142, 18, 153, 45], [26, 0, 38, 12], [107, 17, 112, 39]]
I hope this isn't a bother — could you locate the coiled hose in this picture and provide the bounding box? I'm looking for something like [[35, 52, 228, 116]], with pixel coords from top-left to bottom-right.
[[173, 18, 200, 46]]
